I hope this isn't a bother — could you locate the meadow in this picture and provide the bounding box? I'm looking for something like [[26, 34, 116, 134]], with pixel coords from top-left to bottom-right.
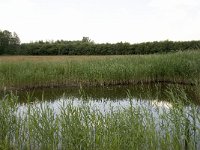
[[0, 50, 200, 90]]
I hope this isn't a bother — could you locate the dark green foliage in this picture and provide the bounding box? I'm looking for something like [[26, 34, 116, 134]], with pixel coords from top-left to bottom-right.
[[0, 30, 20, 55], [2, 29, 200, 55], [19, 40, 200, 55]]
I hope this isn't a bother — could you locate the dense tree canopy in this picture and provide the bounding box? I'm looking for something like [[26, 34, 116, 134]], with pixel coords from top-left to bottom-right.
[[1, 29, 200, 55], [0, 30, 20, 54], [19, 40, 200, 55]]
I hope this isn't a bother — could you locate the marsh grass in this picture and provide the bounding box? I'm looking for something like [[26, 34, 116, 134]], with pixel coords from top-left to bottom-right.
[[0, 51, 200, 90], [0, 87, 200, 150]]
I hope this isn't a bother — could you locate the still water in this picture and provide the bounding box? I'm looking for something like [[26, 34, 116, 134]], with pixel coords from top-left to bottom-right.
[[2, 83, 199, 111]]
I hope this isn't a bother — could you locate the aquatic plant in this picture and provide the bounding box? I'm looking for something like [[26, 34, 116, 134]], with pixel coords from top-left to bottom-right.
[[0, 88, 199, 150]]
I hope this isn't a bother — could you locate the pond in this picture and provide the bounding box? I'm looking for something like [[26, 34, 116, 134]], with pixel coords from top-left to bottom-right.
[[2, 83, 199, 112], [1, 83, 197, 101], [1, 83, 200, 149]]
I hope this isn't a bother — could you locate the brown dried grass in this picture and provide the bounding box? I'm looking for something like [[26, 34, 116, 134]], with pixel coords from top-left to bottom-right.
[[0, 55, 126, 62]]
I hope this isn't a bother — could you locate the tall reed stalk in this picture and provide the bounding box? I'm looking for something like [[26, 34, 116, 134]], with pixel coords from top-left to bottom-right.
[[0, 51, 200, 90], [0, 88, 199, 149]]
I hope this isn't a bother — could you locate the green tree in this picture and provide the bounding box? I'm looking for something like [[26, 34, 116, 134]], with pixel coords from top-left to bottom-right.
[[0, 30, 21, 55]]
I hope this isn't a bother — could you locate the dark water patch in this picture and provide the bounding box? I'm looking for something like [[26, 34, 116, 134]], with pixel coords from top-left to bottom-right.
[[1, 83, 199, 105]]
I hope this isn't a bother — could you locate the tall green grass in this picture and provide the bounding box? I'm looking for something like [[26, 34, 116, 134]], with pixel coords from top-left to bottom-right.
[[0, 89, 200, 150], [0, 51, 200, 90]]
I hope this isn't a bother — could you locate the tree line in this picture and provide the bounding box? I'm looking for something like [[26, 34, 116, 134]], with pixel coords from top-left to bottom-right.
[[1, 30, 200, 55]]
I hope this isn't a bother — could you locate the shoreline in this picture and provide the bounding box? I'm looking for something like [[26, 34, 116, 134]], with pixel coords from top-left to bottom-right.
[[2, 80, 196, 92]]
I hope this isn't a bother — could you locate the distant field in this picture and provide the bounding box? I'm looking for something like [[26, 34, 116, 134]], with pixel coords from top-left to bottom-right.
[[0, 55, 125, 62], [0, 51, 200, 90]]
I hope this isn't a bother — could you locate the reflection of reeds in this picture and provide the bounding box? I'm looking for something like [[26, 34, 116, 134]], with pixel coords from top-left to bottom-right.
[[0, 89, 200, 149], [0, 51, 200, 90]]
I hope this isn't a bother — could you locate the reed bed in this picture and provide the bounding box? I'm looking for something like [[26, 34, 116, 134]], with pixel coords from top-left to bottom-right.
[[0, 89, 200, 150], [0, 51, 200, 90]]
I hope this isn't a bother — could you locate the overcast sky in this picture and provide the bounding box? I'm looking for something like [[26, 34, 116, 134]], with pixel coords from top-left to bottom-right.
[[1, 0, 200, 43]]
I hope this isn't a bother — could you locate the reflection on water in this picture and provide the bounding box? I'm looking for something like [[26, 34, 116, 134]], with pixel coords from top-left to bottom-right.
[[151, 100, 173, 109], [1, 83, 199, 105], [4, 83, 197, 117]]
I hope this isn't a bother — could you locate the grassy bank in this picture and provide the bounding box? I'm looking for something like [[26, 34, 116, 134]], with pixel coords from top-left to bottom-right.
[[0, 51, 200, 90], [0, 89, 199, 149]]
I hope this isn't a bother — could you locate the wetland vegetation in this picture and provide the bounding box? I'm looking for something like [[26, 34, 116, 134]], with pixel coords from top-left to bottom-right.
[[0, 50, 200, 90]]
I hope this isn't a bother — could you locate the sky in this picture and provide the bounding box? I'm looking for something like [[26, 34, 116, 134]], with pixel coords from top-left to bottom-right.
[[0, 0, 200, 43]]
